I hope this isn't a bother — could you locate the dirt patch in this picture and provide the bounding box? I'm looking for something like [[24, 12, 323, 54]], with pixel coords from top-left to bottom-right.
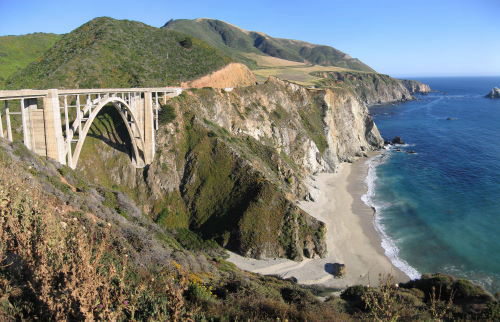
[[182, 63, 256, 88]]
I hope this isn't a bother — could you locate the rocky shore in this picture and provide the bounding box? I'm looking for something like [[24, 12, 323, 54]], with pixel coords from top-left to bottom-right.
[[486, 87, 500, 98]]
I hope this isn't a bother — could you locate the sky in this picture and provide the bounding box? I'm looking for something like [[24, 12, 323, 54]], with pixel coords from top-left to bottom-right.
[[0, 0, 499, 77]]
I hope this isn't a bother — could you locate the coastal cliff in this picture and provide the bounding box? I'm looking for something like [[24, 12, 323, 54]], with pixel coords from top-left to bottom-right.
[[400, 78, 432, 94], [77, 77, 383, 260], [2, 126, 495, 321], [314, 71, 430, 105]]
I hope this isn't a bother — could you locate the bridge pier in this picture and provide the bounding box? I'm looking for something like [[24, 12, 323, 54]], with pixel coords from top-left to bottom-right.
[[43, 89, 66, 165], [144, 91, 155, 164], [22, 98, 38, 150]]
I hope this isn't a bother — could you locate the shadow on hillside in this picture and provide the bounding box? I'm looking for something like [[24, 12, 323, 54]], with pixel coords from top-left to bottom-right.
[[87, 105, 132, 155]]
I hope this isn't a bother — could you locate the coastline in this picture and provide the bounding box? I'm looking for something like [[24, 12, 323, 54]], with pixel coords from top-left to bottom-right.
[[348, 153, 409, 283], [227, 153, 409, 288]]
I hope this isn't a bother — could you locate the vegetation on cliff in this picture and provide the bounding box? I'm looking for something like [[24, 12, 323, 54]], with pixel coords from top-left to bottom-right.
[[1, 139, 498, 321], [5, 17, 231, 89], [0, 140, 335, 320], [163, 18, 375, 72], [71, 76, 383, 262], [76, 84, 331, 261]]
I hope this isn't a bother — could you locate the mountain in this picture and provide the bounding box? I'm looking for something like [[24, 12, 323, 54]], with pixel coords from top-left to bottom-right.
[[6, 17, 231, 89], [163, 18, 375, 72], [162, 18, 431, 104], [0, 33, 61, 86]]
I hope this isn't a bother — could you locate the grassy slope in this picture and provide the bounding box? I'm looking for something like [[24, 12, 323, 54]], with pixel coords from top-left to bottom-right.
[[252, 64, 357, 86], [0, 33, 61, 87], [163, 18, 375, 72], [163, 18, 261, 68], [6, 17, 231, 89]]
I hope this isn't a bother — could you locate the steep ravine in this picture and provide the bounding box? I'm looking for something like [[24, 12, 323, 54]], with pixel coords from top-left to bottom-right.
[[78, 77, 383, 261]]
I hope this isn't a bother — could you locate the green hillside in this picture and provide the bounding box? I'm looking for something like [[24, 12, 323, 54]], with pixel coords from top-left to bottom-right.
[[163, 18, 375, 72], [0, 33, 61, 87], [6, 17, 231, 89]]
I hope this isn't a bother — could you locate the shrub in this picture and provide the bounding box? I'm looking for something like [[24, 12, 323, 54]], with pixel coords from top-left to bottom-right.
[[179, 37, 192, 49], [454, 278, 491, 301], [400, 273, 494, 303], [429, 285, 455, 321], [341, 285, 369, 310], [159, 104, 176, 124], [186, 281, 215, 304], [175, 228, 218, 252], [361, 274, 404, 321], [0, 160, 192, 321]]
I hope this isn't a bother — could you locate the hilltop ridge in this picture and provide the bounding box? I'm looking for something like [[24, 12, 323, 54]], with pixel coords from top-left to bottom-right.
[[6, 17, 231, 89], [163, 18, 375, 72]]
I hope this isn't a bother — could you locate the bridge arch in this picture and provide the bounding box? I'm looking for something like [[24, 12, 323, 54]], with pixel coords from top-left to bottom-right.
[[68, 96, 146, 169]]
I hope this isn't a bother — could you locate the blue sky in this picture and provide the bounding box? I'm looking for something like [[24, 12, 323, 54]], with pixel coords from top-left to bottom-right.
[[1, 0, 499, 76]]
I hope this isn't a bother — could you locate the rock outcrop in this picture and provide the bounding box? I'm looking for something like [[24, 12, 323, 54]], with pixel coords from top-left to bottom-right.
[[78, 76, 383, 261], [400, 79, 431, 94], [486, 87, 500, 98], [313, 71, 431, 105], [391, 136, 405, 144]]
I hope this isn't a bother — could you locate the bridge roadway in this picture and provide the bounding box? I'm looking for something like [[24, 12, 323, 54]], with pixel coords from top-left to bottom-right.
[[0, 87, 183, 168]]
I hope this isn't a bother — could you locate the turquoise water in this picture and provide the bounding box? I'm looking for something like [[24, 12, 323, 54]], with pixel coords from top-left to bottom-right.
[[366, 77, 500, 293]]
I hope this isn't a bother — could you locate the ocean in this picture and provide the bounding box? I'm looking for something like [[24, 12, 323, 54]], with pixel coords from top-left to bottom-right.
[[365, 77, 500, 293]]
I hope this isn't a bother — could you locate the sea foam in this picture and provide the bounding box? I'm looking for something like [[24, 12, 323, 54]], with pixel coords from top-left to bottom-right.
[[361, 153, 421, 280]]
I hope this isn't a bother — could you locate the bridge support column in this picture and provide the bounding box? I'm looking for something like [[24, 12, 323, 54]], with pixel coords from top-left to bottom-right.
[[21, 98, 37, 150], [144, 91, 155, 164], [43, 89, 66, 165]]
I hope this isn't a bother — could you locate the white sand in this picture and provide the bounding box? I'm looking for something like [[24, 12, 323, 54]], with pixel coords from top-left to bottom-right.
[[227, 156, 408, 288]]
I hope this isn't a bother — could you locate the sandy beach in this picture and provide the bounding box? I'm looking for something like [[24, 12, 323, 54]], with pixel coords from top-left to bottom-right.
[[227, 154, 408, 288]]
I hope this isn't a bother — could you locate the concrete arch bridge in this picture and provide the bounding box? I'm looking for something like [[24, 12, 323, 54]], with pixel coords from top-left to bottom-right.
[[0, 88, 182, 169]]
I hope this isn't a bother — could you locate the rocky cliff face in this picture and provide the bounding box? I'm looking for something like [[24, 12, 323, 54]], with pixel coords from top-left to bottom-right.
[[400, 79, 431, 94], [77, 77, 383, 261], [486, 87, 500, 98], [313, 71, 430, 105]]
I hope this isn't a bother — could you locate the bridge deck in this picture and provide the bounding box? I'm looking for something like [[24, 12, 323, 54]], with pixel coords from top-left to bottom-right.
[[0, 87, 183, 100]]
